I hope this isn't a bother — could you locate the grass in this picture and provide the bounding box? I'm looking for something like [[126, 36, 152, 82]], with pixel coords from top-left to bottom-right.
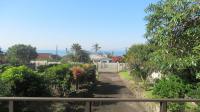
[[144, 90, 153, 98], [119, 71, 156, 98], [119, 71, 156, 99], [185, 102, 198, 111], [119, 71, 133, 80]]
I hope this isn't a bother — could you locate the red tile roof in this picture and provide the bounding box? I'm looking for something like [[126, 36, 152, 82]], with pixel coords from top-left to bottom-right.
[[37, 53, 54, 60]]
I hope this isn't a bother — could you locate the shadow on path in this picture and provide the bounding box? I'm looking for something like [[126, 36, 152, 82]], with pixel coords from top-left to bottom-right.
[[92, 73, 147, 112], [94, 81, 125, 95]]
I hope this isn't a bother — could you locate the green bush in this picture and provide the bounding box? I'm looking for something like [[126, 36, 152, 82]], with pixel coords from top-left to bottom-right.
[[0, 63, 97, 97], [153, 75, 187, 111], [44, 64, 72, 96], [0, 64, 13, 73], [0, 66, 50, 97], [36, 64, 54, 73], [125, 44, 158, 80], [188, 83, 200, 111]]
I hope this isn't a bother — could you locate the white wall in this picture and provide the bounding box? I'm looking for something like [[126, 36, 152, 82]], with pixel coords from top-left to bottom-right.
[[95, 62, 128, 73]]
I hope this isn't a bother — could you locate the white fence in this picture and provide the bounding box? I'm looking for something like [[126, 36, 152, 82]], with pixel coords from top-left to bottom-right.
[[95, 62, 128, 73], [30, 61, 61, 67]]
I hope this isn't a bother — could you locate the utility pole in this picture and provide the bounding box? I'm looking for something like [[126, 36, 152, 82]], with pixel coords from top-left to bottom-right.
[[111, 51, 114, 56], [0, 47, 2, 63], [65, 48, 68, 55], [56, 45, 58, 60], [125, 47, 128, 54]]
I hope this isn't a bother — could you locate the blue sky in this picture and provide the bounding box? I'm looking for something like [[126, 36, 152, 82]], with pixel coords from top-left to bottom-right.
[[0, 0, 158, 51]]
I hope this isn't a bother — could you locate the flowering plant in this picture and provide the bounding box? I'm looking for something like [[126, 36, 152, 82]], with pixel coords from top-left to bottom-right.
[[70, 66, 84, 80]]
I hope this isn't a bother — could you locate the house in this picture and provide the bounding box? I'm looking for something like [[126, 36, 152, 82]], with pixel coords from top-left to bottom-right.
[[99, 58, 112, 63], [37, 53, 60, 60], [112, 56, 123, 63], [89, 53, 112, 63], [30, 60, 61, 67]]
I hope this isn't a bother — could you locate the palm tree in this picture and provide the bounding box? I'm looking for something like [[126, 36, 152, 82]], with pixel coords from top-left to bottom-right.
[[71, 43, 82, 55], [93, 43, 101, 53], [71, 43, 82, 62]]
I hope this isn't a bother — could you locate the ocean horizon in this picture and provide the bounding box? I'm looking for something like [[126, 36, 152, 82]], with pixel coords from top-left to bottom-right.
[[37, 50, 125, 56], [2, 49, 125, 56]]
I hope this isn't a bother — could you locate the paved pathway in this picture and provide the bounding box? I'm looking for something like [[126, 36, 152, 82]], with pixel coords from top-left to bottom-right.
[[92, 73, 147, 112]]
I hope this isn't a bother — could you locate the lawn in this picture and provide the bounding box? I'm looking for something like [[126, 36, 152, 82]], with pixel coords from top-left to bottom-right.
[[119, 71, 133, 80]]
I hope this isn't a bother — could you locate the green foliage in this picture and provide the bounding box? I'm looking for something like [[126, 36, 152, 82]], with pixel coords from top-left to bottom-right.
[[125, 44, 157, 79], [77, 50, 91, 63], [62, 50, 91, 63], [36, 64, 54, 73], [44, 64, 72, 96], [119, 71, 133, 80], [6, 44, 37, 65], [0, 66, 50, 96], [71, 43, 82, 55], [145, 0, 200, 110], [68, 43, 91, 63], [153, 75, 185, 98], [145, 0, 200, 81], [187, 83, 200, 111], [153, 75, 187, 111], [0, 63, 97, 97], [0, 64, 12, 73], [61, 55, 72, 63]]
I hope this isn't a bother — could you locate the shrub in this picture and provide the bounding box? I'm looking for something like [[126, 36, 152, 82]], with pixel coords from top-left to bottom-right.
[[70, 66, 85, 80], [0, 66, 50, 97], [188, 83, 200, 111], [44, 64, 72, 96], [69, 64, 96, 91], [36, 64, 54, 73], [70, 66, 85, 90], [153, 75, 187, 111], [0, 64, 13, 73]]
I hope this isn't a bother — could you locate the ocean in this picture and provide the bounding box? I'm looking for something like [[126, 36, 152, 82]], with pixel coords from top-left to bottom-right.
[[37, 50, 125, 56]]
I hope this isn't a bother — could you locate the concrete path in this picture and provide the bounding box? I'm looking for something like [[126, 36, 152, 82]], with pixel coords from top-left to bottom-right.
[[92, 73, 147, 112]]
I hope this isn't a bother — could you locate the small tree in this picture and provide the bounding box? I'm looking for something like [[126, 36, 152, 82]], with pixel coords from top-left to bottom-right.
[[125, 44, 157, 80], [70, 66, 84, 91], [78, 50, 90, 63], [6, 44, 37, 65]]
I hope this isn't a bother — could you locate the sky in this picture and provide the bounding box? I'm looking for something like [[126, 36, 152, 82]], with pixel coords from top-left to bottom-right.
[[0, 0, 158, 51]]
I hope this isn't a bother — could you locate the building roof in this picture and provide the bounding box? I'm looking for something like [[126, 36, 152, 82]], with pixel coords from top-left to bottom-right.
[[37, 53, 55, 60], [89, 54, 107, 61]]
